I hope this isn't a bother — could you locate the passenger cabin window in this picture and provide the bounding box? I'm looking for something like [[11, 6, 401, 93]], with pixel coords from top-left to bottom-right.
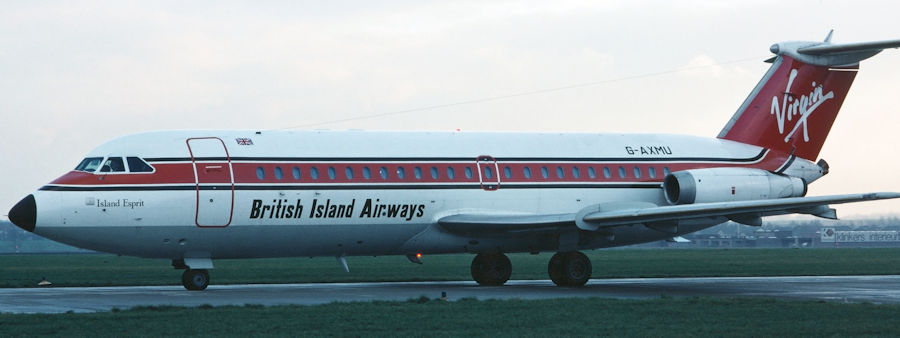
[[126, 157, 154, 173], [523, 167, 532, 179], [99, 157, 126, 173], [274, 167, 284, 180], [256, 167, 265, 180], [75, 157, 104, 172], [447, 167, 456, 179]]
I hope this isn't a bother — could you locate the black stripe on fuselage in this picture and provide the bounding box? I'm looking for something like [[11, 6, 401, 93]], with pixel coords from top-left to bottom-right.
[[40, 183, 662, 192], [145, 149, 767, 164], [41, 185, 198, 191]]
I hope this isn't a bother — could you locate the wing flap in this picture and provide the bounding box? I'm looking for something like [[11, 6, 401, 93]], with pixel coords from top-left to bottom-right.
[[438, 213, 575, 234]]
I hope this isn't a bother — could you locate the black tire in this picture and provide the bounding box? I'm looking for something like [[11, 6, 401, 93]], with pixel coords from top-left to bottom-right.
[[549, 251, 592, 287], [548, 252, 567, 286], [182, 269, 210, 291], [561, 252, 592, 287], [470, 253, 512, 286]]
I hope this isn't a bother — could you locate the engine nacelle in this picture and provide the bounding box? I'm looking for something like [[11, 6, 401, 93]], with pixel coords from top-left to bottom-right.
[[663, 168, 806, 205]]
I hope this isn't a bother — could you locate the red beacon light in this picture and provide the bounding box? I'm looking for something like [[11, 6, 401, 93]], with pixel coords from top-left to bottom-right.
[[406, 253, 424, 264]]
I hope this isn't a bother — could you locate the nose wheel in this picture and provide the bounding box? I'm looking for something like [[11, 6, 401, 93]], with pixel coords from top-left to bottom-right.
[[182, 269, 210, 291], [548, 251, 592, 286]]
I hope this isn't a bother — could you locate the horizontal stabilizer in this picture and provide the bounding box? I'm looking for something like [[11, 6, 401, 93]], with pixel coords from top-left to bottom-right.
[[769, 35, 900, 66], [798, 39, 900, 55]]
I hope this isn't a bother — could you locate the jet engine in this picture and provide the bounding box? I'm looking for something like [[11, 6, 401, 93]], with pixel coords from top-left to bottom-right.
[[663, 167, 806, 205]]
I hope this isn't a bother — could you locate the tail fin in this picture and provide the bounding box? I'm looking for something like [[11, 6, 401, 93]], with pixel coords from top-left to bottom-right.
[[718, 35, 900, 160]]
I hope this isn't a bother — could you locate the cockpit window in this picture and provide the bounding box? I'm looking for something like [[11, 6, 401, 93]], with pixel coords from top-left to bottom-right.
[[76, 156, 154, 173], [127, 157, 154, 173], [99, 157, 126, 173], [75, 157, 104, 172]]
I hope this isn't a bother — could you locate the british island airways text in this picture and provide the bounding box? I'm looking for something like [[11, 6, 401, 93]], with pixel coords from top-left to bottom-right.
[[770, 68, 835, 143], [250, 199, 425, 221]]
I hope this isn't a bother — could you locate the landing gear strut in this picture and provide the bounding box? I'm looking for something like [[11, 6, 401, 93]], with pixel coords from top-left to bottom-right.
[[182, 269, 210, 291], [471, 252, 512, 286], [548, 251, 592, 286]]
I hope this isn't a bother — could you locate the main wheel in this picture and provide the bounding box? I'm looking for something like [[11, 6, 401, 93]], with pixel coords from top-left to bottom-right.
[[548, 252, 567, 285], [182, 269, 210, 291], [562, 251, 592, 286], [548, 251, 592, 287], [470, 253, 512, 286]]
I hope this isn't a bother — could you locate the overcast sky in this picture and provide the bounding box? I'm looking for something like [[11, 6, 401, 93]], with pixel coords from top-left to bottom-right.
[[2, 1, 899, 218]]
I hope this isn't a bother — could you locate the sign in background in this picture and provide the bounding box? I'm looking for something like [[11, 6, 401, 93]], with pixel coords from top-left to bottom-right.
[[821, 229, 900, 242]]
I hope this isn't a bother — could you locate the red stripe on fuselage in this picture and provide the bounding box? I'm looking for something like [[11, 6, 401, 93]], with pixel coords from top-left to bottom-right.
[[46, 151, 790, 187]]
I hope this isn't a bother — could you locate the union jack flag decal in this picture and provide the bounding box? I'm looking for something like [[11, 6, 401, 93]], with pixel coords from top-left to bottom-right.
[[235, 138, 254, 145]]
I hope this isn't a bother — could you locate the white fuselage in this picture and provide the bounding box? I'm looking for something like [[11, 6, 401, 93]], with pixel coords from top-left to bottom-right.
[[31, 129, 801, 259]]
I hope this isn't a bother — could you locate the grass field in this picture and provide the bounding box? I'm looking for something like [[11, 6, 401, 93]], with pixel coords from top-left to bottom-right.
[[0, 239, 90, 254], [5, 248, 900, 336], [2, 297, 900, 337], [4, 248, 900, 288]]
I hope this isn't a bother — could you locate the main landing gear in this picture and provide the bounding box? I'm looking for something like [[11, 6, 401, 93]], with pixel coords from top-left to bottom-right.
[[470, 251, 592, 287], [548, 251, 592, 286], [470, 253, 512, 286], [182, 269, 210, 291]]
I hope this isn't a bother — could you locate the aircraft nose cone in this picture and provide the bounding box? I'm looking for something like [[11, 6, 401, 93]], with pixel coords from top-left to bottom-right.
[[9, 194, 36, 232]]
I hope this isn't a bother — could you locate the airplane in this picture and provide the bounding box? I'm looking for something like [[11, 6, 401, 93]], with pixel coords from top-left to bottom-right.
[[8, 34, 900, 291]]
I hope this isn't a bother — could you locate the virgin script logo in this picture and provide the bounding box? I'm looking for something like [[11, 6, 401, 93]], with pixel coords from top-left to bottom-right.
[[770, 69, 834, 143]]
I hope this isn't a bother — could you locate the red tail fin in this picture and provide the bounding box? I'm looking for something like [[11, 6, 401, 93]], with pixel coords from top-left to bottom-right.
[[718, 55, 856, 160], [718, 36, 900, 160]]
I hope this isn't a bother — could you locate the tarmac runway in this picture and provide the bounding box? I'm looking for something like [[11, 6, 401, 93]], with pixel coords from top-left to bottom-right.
[[3, 275, 900, 314]]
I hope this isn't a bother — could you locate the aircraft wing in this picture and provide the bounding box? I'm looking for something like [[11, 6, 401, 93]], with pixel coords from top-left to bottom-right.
[[580, 192, 899, 229], [438, 192, 900, 234]]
